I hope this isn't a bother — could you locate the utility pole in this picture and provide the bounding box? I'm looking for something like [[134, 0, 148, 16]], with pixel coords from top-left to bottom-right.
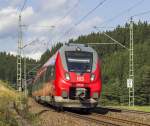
[[24, 54, 27, 97], [128, 17, 134, 106], [17, 15, 23, 91], [21, 39, 45, 97], [94, 25, 135, 106]]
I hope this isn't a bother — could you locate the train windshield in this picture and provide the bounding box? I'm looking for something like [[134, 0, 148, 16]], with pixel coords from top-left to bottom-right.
[[65, 51, 93, 73]]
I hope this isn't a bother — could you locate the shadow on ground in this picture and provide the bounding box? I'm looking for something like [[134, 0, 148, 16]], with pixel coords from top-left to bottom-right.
[[93, 107, 122, 114], [34, 100, 122, 116]]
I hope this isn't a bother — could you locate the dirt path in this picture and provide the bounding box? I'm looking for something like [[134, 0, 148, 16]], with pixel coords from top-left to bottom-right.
[[28, 98, 100, 126]]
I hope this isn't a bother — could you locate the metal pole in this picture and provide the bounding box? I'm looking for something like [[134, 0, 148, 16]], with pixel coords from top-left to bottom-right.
[[129, 17, 134, 106], [93, 26, 128, 49], [94, 25, 135, 106], [103, 33, 129, 50], [87, 42, 118, 45], [24, 53, 27, 97], [17, 15, 23, 92]]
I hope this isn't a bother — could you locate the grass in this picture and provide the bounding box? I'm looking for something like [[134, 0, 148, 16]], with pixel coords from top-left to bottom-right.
[[108, 106, 150, 112], [0, 80, 24, 126], [0, 80, 19, 99], [0, 80, 39, 126]]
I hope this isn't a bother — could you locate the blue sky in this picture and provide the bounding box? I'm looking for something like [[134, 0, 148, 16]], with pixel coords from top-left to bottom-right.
[[0, 0, 149, 59]]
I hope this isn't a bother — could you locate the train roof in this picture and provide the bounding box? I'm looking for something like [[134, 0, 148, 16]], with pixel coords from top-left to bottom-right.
[[59, 43, 95, 52], [42, 43, 95, 68], [34, 43, 98, 82]]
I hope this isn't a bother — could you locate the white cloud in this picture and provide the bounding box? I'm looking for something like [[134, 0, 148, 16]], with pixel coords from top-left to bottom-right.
[[21, 7, 34, 23], [36, 0, 67, 11], [0, 7, 17, 32], [0, 6, 34, 38], [10, 51, 42, 60], [25, 15, 73, 45], [0, 0, 22, 9], [0, 6, 17, 15], [26, 52, 42, 60], [9, 51, 17, 56], [57, 16, 73, 27], [29, 15, 72, 30], [0, 0, 103, 60], [58, 16, 103, 42], [9, 0, 22, 6], [21, 36, 49, 60]]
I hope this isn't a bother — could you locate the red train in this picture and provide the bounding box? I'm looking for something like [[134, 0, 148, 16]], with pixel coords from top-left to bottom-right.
[[32, 44, 102, 109]]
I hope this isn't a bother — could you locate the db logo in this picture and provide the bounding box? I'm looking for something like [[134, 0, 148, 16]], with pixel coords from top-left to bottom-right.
[[77, 76, 84, 81]]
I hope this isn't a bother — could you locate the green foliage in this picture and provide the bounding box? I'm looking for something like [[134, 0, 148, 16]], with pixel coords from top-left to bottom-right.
[[100, 42, 150, 105], [0, 52, 37, 87]]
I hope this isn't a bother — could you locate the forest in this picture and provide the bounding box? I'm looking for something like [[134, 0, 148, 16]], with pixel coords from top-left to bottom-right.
[[0, 21, 149, 105], [0, 52, 37, 88]]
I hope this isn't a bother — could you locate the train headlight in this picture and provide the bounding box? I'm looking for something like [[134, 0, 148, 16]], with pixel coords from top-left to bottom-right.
[[90, 74, 95, 81], [65, 72, 70, 80]]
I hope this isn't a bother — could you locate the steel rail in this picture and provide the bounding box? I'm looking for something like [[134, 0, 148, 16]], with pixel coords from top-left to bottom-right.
[[33, 100, 150, 126], [92, 113, 150, 126], [64, 111, 120, 126]]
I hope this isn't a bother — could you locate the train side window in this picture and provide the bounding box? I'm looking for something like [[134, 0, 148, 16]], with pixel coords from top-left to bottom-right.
[[51, 67, 54, 77], [45, 67, 50, 81], [53, 66, 55, 78], [51, 66, 55, 78], [43, 71, 46, 82], [44, 66, 55, 81]]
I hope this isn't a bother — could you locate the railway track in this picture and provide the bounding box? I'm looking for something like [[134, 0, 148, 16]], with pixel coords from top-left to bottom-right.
[[29, 99, 150, 126], [64, 111, 120, 126], [63, 110, 150, 126], [91, 113, 150, 126], [98, 106, 150, 115], [34, 107, 150, 126]]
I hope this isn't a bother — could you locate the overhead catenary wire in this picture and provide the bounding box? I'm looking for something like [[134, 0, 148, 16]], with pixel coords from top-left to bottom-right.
[[97, 0, 145, 26], [54, 0, 81, 25], [24, 39, 48, 57], [20, 0, 81, 57], [131, 9, 150, 18], [54, 0, 144, 44], [75, 0, 107, 25], [19, 0, 28, 14], [18, 0, 81, 46], [92, 26, 129, 49], [24, 0, 81, 30], [46, 0, 82, 47], [55, 0, 107, 42], [21, 25, 55, 31]]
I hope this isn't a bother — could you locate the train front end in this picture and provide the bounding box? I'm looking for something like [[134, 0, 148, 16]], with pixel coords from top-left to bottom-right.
[[54, 44, 102, 108]]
